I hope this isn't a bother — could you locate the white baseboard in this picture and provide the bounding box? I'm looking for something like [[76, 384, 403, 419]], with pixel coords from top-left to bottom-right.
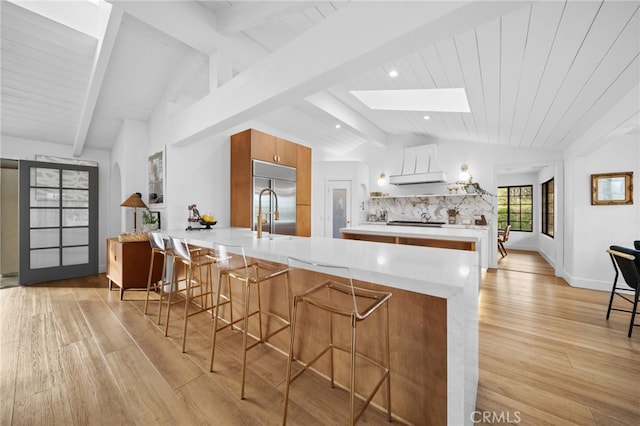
[[563, 272, 610, 292], [502, 246, 613, 293], [538, 249, 555, 270]]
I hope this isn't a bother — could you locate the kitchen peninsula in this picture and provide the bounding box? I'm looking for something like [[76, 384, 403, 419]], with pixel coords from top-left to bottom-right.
[[342, 223, 489, 270], [168, 227, 480, 426]]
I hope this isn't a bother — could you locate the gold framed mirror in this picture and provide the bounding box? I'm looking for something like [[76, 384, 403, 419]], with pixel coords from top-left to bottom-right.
[[591, 171, 633, 205]]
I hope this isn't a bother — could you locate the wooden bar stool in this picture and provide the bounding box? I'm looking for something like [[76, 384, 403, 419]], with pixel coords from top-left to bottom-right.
[[209, 242, 290, 399], [164, 237, 217, 353], [282, 257, 392, 425], [144, 232, 170, 324]]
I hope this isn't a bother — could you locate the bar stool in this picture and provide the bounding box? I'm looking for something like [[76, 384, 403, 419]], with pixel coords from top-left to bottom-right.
[[209, 242, 290, 399], [164, 237, 218, 353], [144, 232, 170, 324], [282, 257, 392, 425]]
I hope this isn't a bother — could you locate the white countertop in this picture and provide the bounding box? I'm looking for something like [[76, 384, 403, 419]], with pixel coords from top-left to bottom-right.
[[342, 223, 488, 242], [341, 223, 490, 270], [165, 226, 479, 425], [167, 227, 478, 298]]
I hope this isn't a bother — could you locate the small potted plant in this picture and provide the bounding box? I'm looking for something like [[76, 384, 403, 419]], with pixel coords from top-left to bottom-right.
[[142, 210, 158, 231]]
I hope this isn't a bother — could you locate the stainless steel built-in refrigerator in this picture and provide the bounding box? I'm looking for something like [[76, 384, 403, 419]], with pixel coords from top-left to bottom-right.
[[252, 160, 296, 236]]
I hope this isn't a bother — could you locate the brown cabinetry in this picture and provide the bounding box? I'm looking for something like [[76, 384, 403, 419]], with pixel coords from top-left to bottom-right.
[[296, 144, 311, 205], [230, 129, 311, 237], [106, 237, 163, 300], [248, 129, 297, 166], [341, 232, 476, 251]]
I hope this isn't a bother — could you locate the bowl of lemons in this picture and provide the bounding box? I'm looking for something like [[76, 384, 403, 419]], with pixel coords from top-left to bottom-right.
[[200, 214, 217, 228]]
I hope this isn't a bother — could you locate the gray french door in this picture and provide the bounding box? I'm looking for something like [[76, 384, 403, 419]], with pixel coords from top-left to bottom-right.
[[19, 160, 98, 284]]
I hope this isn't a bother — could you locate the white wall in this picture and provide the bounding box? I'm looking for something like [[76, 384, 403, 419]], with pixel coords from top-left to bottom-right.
[[109, 118, 150, 235], [341, 137, 564, 269], [149, 100, 266, 231], [8, 117, 632, 290], [312, 161, 369, 237], [564, 134, 639, 291], [165, 134, 231, 231]]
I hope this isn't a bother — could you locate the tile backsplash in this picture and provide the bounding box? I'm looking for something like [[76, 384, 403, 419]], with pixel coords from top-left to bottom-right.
[[365, 194, 493, 225]]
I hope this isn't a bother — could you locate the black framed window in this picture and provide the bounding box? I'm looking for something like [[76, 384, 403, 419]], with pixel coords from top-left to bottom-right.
[[497, 185, 533, 232], [542, 178, 554, 237]]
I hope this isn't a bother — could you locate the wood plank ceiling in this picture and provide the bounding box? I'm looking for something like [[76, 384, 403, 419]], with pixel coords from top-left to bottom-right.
[[1, 1, 96, 145], [1, 1, 638, 157]]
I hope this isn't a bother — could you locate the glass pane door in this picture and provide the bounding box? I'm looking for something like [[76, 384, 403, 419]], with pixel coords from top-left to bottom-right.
[[325, 180, 352, 238], [19, 160, 98, 284]]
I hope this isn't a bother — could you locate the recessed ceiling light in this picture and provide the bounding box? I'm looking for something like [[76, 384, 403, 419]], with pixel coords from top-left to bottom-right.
[[350, 88, 470, 112], [388, 69, 398, 78], [335, 124, 341, 129], [423, 115, 430, 120]]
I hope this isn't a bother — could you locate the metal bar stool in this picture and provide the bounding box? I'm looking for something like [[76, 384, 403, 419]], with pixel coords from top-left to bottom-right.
[[282, 257, 392, 425], [144, 232, 170, 324], [164, 237, 218, 352], [208, 242, 291, 399]]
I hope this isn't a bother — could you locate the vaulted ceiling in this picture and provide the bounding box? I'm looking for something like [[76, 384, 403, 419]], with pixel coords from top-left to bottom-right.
[[1, 1, 639, 158]]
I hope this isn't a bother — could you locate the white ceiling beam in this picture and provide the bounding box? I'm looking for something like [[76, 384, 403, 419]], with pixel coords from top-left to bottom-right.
[[108, 0, 225, 52], [163, 51, 204, 103], [169, 0, 533, 146], [73, 3, 123, 157], [210, 49, 232, 90], [305, 91, 387, 147], [215, 1, 314, 35], [564, 83, 640, 158]]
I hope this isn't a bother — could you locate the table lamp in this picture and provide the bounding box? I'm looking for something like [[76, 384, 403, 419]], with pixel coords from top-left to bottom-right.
[[120, 192, 147, 233]]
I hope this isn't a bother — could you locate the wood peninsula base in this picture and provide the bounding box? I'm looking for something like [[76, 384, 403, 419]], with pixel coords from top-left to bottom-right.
[[201, 251, 448, 425], [342, 231, 476, 251], [169, 227, 479, 425]]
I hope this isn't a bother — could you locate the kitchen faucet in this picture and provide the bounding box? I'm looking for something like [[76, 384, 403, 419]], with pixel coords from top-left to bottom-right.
[[256, 188, 279, 239]]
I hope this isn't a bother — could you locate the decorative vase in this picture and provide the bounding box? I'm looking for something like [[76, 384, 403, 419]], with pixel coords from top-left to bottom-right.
[[447, 209, 458, 224]]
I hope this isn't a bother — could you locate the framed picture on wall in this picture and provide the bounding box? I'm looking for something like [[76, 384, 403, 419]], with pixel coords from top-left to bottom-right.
[[148, 148, 165, 207], [591, 171, 633, 205]]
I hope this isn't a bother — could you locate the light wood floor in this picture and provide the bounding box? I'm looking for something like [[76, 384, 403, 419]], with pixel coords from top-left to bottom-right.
[[477, 250, 639, 425], [1, 250, 638, 425]]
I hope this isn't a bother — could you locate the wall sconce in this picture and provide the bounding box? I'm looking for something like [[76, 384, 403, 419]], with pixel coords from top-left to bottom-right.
[[377, 173, 386, 186], [120, 192, 147, 233], [458, 164, 471, 183]]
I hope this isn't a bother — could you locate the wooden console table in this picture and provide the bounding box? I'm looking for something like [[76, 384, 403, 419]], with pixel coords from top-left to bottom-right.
[[106, 237, 163, 300]]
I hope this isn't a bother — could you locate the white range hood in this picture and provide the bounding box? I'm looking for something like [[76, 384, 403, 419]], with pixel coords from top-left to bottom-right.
[[389, 144, 447, 185]]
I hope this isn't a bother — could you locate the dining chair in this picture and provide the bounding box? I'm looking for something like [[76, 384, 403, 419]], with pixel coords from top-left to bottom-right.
[[498, 224, 511, 257], [606, 245, 640, 337]]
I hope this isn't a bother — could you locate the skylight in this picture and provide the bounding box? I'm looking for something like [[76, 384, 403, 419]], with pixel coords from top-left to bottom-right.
[[350, 88, 470, 113]]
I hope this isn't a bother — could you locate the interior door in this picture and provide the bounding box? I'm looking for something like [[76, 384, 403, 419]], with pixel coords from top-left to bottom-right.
[[19, 160, 99, 284], [325, 180, 352, 238]]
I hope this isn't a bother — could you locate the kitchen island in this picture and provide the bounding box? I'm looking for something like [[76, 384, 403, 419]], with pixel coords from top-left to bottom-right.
[[342, 223, 489, 270], [167, 227, 479, 425]]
